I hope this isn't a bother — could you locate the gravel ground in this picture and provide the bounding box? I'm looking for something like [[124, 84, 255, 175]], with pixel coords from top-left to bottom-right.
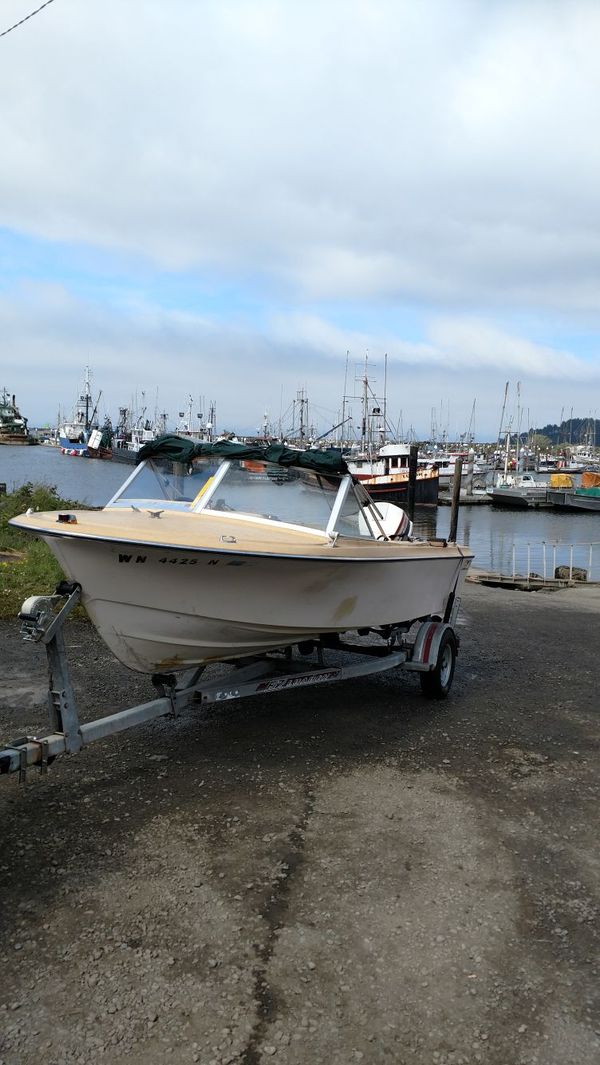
[[0, 582, 598, 1065]]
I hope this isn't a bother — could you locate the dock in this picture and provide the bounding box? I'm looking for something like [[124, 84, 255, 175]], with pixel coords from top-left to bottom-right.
[[438, 491, 491, 505]]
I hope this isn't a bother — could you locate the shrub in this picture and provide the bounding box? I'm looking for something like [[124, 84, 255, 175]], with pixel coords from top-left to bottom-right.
[[0, 484, 91, 618]]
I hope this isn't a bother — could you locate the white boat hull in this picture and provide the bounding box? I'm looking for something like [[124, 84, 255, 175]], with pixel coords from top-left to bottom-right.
[[45, 535, 471, 674]]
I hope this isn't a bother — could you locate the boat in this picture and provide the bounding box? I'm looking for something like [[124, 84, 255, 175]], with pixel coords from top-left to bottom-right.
[[86, 419, 114, 460], [547, 471, 600, 512], [346, 443, 439, 505], [428, 451, 485, 490], [59, 368, 101, 457], [10, 436, 473, 675], [0, 388, 37, 445], [556, 446, 600, 472], [111, 404, 169, 464], [112, 424, 162, 463], [341, 360, 438, 505], [488, 472, 549, 508], [488, 430, 549, 508]]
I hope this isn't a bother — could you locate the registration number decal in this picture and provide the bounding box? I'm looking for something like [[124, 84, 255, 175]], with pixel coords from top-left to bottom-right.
[[117, 553, 246, 567]]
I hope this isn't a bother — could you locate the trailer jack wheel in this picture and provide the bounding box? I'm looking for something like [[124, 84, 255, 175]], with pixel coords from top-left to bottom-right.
[[420, 629, 457, 700]]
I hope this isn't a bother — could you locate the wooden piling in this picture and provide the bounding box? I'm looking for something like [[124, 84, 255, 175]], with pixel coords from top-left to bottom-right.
[[449, 456, 463, 541], [407, 444, 418, 520]]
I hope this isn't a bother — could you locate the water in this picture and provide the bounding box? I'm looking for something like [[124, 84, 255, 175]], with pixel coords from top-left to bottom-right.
[[0, 444, 127, 506], [415, 502, 600, 580], [2, 445, 599, 577]]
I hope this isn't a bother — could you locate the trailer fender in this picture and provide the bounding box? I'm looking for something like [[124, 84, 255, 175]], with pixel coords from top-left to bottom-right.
[[407, 620, 458, 672]]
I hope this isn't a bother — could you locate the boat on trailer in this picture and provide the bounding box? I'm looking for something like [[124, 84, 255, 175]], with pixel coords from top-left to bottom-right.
[[2, 436, 473, 779], [11, 436, 472, 673]]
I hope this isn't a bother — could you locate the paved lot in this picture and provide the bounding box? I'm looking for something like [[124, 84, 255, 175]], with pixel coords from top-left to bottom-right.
[[0, 582, 598, 1065]]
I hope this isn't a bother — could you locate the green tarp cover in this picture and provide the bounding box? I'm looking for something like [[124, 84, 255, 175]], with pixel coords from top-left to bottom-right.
[[137, 435, 349, 475]]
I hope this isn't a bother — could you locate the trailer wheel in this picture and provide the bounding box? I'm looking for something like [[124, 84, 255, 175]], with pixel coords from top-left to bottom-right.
[[420, 629, 457, 700]]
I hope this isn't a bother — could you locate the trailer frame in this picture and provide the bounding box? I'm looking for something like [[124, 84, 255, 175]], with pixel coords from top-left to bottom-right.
[[0, 582, 462, 780]]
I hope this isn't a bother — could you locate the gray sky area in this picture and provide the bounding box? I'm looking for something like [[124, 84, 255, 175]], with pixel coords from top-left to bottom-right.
[[1, 0, 599, 440]]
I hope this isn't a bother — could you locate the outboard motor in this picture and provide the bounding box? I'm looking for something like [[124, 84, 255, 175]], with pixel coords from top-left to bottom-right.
[[362, 500, 414, 540], [393, 507, 414, 540]]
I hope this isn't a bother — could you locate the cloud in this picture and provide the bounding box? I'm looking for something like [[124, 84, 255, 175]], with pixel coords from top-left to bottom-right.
[[426, 318, 592, 379], [2, 280, 597, 440], [1, 1, 599, 442], [1, 1, 600, 312]]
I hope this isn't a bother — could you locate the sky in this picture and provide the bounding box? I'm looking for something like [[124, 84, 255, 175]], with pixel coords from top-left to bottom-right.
[[1, 0, 600, 442]]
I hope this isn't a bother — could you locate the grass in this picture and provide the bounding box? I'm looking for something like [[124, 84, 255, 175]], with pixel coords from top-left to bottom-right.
[[0, 483, 91, 619]]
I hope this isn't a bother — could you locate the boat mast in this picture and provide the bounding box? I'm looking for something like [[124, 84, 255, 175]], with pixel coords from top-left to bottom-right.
[[466, 398, 476, 445], [207, 400, 216, 441], [84, 366, 92, 432], [361, 354, 369, 454], [516, 382, 522, 472], [383, 353, 388, 442], [340, 350, 349, 448], [294, 387, 308, 444], [497, 381, 509, 449], [503, 429, 510, 478]]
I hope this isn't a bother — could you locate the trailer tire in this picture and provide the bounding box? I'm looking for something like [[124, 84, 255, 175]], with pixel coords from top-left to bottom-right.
[[420, 629, 457, 700]]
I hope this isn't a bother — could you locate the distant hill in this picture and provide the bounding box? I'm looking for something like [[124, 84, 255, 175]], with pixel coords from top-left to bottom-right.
[[525, 417, 599, 447]]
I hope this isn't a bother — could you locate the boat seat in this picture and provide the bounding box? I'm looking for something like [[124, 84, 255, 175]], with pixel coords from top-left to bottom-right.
[[360, 501, 413, 540]]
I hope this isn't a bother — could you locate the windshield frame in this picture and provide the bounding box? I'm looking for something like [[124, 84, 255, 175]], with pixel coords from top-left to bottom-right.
[[106, 458, 380, 540]]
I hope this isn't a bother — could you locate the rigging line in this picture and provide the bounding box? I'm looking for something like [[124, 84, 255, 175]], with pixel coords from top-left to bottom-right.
[[0, 0, 57, 40]]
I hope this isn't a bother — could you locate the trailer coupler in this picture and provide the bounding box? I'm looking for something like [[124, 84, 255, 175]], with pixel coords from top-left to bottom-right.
[[0, 583, 195, 779]]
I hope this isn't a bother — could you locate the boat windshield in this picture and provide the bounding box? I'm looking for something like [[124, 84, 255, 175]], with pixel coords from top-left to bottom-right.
[[106, 456, 220, 510], [203, 460, 374, 537], [107, 457, 376, 538]]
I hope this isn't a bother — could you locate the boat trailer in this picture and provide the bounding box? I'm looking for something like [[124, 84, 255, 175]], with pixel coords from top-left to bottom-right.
[[0, 582, 462, 781]]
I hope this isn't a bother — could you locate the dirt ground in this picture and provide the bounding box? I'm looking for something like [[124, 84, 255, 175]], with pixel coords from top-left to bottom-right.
[[0, 582, 598, 1065]]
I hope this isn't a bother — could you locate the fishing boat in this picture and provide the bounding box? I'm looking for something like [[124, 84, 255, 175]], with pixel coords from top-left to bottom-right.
[[342, 359, 439, 505], [0, 388, 37, 445], [488, 472, 549, 509], [10, 436, 473, 676], [111, 404, 169, 463], [488, 430, 549, 508], [59, 368, 101, 457], [346, 443, 439, 505]]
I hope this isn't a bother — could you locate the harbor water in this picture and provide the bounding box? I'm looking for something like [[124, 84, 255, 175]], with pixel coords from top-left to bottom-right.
[[1, 445, 599, 578]]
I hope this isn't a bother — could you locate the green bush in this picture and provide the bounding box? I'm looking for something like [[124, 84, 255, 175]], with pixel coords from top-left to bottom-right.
[[0, 484, 90, 619]]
